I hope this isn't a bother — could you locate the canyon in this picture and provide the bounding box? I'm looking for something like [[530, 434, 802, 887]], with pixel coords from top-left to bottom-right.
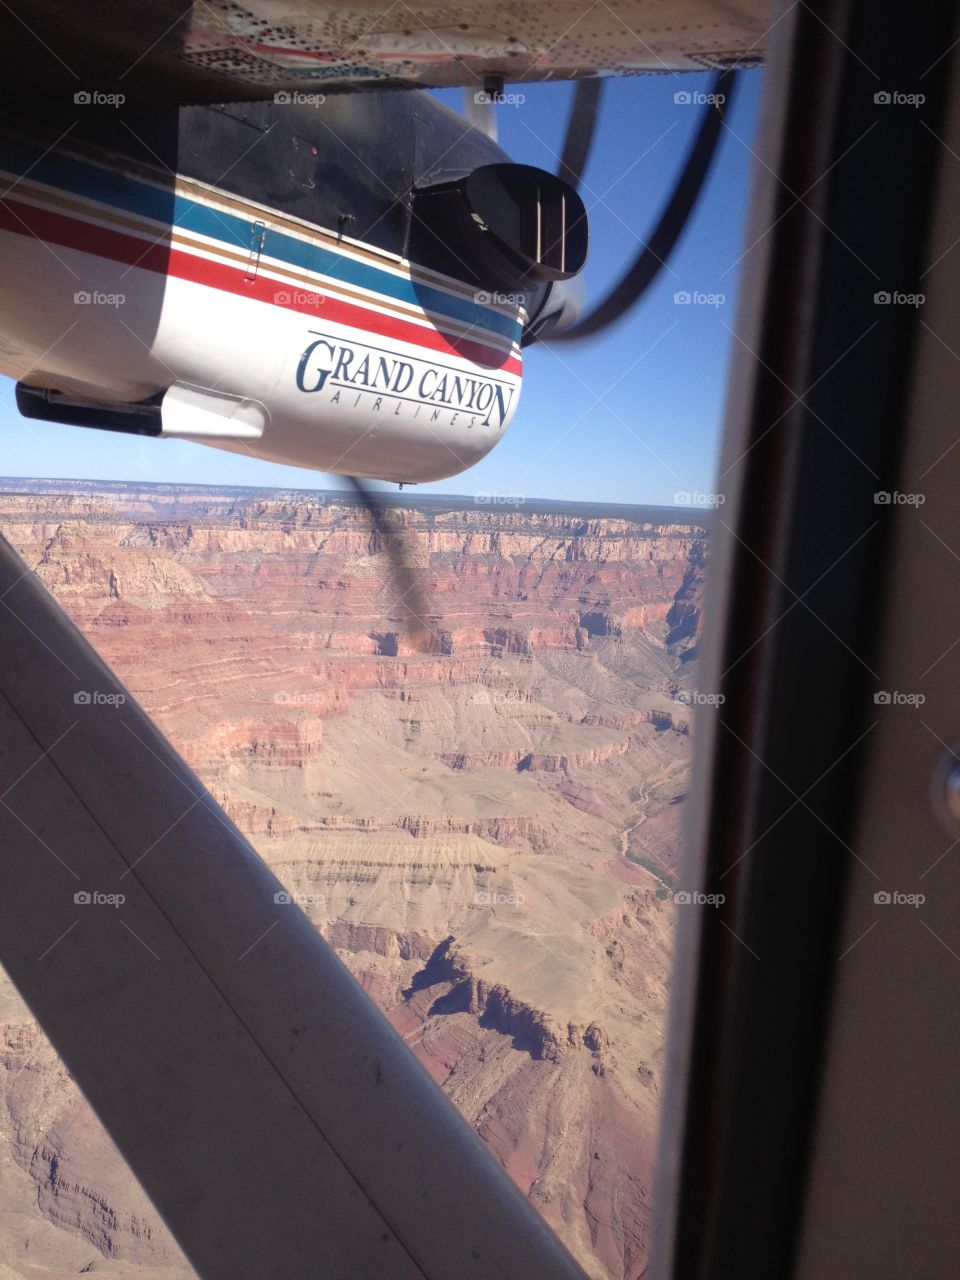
[[0, 479, 708, 1280]]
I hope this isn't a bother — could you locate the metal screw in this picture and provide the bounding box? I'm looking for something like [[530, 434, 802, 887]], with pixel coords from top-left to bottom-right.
[[932, 750, 960, 834]]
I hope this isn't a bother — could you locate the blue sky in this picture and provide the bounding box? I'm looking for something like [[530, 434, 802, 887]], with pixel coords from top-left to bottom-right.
[[0, 71, 763, 504]]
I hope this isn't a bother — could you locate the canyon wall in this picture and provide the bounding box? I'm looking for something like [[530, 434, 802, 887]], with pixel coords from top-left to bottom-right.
[[0, 484, 708, 1280]]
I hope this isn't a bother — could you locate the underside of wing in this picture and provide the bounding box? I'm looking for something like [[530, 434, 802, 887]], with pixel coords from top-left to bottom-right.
[[1, 0, 767, 105]]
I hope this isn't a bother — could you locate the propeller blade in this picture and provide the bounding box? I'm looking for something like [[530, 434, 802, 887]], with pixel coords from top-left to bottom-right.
[[549, 69, 739, 342], [557, 78, 605, 190], [344, 476, 434, 651]]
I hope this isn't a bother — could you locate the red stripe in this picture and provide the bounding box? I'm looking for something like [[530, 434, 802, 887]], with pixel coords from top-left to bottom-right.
[[0, 197, 523, 376]]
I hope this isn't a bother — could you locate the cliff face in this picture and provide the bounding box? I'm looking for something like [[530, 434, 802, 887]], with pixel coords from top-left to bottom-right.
[[0, 486, 707, 1280]]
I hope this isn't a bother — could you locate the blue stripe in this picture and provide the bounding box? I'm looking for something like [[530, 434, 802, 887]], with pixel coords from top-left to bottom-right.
[[0, 137, 521, 346]]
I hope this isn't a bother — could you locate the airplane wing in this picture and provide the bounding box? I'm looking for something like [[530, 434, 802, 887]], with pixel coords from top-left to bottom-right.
[[0, 0, 767, 105]]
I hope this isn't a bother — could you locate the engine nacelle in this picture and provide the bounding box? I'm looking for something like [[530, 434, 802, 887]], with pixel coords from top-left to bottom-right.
[[0, 111, 530, 484]]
